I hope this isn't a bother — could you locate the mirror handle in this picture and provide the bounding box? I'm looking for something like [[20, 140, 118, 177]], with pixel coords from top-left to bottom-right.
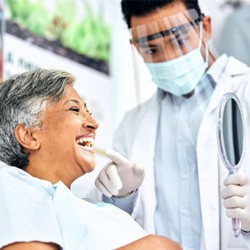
[[229, 169, 241, 237], [232, 218, 241, 237]]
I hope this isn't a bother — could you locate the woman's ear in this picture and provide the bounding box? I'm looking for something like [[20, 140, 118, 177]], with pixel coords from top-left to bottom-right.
[[14, 124, 40, 151], [202, 15, 212, 42]]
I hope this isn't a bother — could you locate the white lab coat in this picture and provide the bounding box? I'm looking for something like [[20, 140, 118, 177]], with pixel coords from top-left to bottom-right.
[[113, 56, 250, 250]]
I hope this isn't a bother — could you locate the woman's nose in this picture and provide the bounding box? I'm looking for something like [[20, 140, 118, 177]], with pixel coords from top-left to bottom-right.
[[82, 114, 99, 130]]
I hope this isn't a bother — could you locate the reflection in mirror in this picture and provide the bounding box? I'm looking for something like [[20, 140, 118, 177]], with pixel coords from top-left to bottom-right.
[[217, 92, 245, 238], [222, 96, 243, 169]]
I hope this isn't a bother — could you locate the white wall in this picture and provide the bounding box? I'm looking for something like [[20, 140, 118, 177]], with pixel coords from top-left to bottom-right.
[[200, 0, 250, 49]]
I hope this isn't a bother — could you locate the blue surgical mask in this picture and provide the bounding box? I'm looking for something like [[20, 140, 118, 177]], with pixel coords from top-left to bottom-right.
[[145, 40, 208, 96]]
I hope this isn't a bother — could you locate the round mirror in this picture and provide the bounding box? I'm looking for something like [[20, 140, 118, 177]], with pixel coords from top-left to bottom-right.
[[217, 92, 245, 238], [217, 92, 244, 173]]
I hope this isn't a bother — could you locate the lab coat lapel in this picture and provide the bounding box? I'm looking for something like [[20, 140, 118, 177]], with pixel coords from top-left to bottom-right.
[[130, 93, 160, 233], [197, 102, 220, 250]]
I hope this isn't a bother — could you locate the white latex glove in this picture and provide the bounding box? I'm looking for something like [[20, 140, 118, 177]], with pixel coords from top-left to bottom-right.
[[221, 171, 250, 231], [95, 149, 144, 198]]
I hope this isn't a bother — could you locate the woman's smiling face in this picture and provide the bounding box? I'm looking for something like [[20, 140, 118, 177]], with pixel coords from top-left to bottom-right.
[[32, 84, 99, 185]]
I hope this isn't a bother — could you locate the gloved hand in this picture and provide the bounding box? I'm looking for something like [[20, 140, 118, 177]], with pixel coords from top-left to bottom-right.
[[221, 171, 250, 231], [95, 149, 144, 198]]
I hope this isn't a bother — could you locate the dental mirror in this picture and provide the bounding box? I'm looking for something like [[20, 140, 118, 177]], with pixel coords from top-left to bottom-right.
[[217, 92, 245, 237]]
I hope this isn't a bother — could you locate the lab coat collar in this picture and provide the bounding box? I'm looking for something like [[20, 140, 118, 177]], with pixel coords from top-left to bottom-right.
[[207, 54, 229, 83], [205, 55, 249, 116], [208, 54, 249, 81]]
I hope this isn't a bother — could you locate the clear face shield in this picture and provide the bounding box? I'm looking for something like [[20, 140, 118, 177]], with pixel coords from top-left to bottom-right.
[[130, 9, 205, 62], [130, 9, 209, 97]]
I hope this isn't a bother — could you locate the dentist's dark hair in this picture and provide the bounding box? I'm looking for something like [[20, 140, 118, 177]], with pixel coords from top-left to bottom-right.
[[121, 0, 202, 28], [0, 69, 75, 169]]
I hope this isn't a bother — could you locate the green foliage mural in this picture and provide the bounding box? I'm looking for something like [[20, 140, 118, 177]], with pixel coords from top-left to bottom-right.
[[5, 0, 111, 63]]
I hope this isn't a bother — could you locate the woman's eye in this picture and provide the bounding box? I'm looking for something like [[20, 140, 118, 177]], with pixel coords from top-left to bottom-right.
[[69, 107, 80, 112]]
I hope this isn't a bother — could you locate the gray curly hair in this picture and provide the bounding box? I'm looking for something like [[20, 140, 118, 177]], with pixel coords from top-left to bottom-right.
[[0, 68, 76, 169]]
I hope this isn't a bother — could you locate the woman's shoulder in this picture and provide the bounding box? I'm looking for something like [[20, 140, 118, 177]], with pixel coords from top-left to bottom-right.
[[0, 167, 63, 248], [0, 167, 55, 200]]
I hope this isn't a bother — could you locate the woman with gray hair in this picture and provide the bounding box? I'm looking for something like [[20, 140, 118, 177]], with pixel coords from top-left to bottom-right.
[[0, 69, 181, 250]]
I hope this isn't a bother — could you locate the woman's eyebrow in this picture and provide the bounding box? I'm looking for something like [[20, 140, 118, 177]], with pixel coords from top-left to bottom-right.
[[64, 99, 81, 105], [64, 99, 89, 110]]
